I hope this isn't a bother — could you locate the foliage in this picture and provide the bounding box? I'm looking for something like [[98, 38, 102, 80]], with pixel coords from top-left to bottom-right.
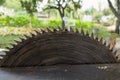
[[20, 0, 37, 16], [43, 0, 82, 27], [0, 0, 5, 5], [76, 21, 95, 29], [48, 20, 61, 28], [3, 0, 22, 11], [0, 34, 21, 48], [93, 13, 102, 23], [108, 0, 120, 34], [102, 8, 112, 16], [0, 15, 96, 29], [0, 15, 42, 27], [0, 15, 30, 27], [0, 15, 104, 29]]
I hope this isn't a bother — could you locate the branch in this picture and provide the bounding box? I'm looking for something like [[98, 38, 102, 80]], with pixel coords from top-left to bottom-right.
[[63, 2, 68, 9], [117, 0, 120, 11], [117, 0, 120, 7], [44, 5, 58, 10], [108, 0, 119, 18]]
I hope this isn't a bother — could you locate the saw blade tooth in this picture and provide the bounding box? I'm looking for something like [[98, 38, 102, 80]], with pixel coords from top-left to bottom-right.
[[86, 31, 89, 37], [58, 28, 62, 31], [19, 37, 25, 42], [75, 28, 79, 33], [63, 28, 68, 32], [53, 28, 57, 32], [91, 32, 94, 38], [3, 51, 8, 54], [80, 28, 84, 35], [31, 33, 36, 37], [110, 47, 114, 52], [24, 35, 31, 39], [58, 26, 62, 31], [0, 55, 5, 57], [70, 27, 74, 32], [99, 37, 103, 44], [34, 30, 41, 34], [46, 28, 52, 32], [5, 47, 11, 50], [115, 54, 119, 60], [0, 52, 6, 56], [0, 56, 3, 60], [14, 40, 20, 44], [61, 26, 64, 30], [95, 36, 99, 41], [13, 40, 20, 45], [103, 40, 107, 46], [65, 28, 68, 32], [10, 44, 16, 48], [62, 27, 65, 31], [112, 49, 117, 55], [107, 44, 111, 49], [41, 29, 46, 34]]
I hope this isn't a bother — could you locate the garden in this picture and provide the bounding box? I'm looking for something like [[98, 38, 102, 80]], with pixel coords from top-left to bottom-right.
[[0, 0, 119, 48]]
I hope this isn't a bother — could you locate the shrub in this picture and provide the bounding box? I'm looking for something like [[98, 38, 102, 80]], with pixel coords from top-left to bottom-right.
[[31, 17, 44, 28], [0, 15, 98, 30], [48, 20, 61, 28], [12, 15, 30, 27], [0, 15, 30, 27], [76, 21, 95, 29]]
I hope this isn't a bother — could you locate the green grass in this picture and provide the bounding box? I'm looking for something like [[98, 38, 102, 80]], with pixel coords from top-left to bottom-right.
[[0, 34, 22, 48]]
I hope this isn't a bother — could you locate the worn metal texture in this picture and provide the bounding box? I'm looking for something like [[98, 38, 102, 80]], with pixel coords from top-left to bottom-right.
[[0, 64, 119, 80], [0, 28, 117, 67], [0, 28, 119, 80]]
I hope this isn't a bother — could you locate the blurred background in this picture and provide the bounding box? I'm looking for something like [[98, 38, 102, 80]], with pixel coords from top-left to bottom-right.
[[0, 0, 119, 49]]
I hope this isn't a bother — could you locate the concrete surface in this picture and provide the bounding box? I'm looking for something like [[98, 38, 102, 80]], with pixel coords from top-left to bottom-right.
[[0, 64, 119, 80]]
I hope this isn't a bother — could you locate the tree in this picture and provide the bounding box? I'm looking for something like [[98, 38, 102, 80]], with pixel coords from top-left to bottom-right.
[[44, 0, 82, 28], [0, 0, 5, 5], [0, 0, 5, 16], [20, 0, 37, 16], [102, 8, 112, 16], [20, 0, 37, 27], [108, 0, 120, 34], [4, 0, 22, 11]]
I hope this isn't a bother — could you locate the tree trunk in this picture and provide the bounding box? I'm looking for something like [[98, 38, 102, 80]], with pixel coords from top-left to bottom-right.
[[60, 13, 65, 28], [62, 18, 65, 28], [58, 7, 65, 28], [115, 19, 120, 34]]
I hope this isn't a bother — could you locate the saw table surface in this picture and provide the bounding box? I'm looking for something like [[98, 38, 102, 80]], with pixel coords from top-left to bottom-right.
[[0, 64, 119, 80]]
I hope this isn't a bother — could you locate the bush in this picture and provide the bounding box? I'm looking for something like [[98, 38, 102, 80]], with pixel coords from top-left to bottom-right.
[[48, 20, 61, 28], [31, 18, 44, 28], [0, 15, 97, 30], [0, 15, 45, 27], [12, 15, 30, 27], [0, 15, 62, 28], [0, 15, 30, 27], [0, 16, 13, 27], [76, 21, 95, 29]]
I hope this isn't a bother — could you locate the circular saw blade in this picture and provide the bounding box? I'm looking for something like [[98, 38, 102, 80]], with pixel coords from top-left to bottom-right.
[[0, 28, 117, 67]]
